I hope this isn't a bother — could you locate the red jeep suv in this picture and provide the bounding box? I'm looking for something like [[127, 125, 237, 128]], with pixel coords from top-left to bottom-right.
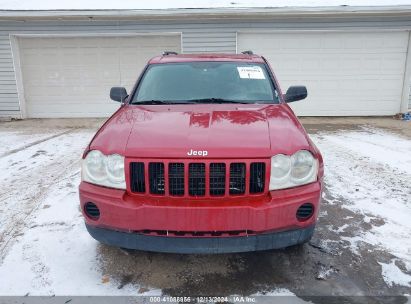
[[79, 52, 324, 253]]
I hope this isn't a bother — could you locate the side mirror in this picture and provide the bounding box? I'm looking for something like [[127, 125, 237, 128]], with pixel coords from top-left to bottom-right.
[[110, 87, 128, 103], [284, 86, 307, 103]]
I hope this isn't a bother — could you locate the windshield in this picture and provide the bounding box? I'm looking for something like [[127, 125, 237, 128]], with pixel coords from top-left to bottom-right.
[[131, 62, 279, 104]]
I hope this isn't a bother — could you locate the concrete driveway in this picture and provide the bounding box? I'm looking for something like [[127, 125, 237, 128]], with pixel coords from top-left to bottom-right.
[[0, 117, 410, 301]]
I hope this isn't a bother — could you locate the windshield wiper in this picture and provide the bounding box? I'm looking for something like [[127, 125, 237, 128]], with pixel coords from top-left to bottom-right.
[[186, 98, 250, 104], [133, 100, 174, 105], [134, 98, 251, 105]]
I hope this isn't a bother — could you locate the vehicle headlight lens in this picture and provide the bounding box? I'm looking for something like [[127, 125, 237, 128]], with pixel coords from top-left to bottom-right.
[[270, 154, 291, 180], [269, 150, 318, 190], [291, 150, 315, 182], [106, 154, 125, 183], [82, 150, 125, 189], [84, 150, 106, 182]]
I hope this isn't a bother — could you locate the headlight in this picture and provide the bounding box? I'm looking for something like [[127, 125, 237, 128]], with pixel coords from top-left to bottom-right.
[[270, 154, 291, 180], [269, 150, 318, 190], [84, 150, 106, 182], [106, 154, 125, 184], [82, 150, 125, 189], [291, 150, 316, 183]]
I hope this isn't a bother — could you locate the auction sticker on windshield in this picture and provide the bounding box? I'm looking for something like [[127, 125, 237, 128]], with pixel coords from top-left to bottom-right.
[[237, 66, 265, 79]]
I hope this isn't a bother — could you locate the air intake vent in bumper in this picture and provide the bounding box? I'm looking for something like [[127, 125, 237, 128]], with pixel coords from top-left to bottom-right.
[[84, 202, 100, 220], [296, 203, 314, 221]]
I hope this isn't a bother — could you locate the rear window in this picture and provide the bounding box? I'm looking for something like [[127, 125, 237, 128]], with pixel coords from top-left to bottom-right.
[[132, 62, 279, 104]]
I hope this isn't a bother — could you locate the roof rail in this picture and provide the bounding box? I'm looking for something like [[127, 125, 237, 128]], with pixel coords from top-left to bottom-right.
[[162, 51, 178, 56], [241, 50, 254, 55]]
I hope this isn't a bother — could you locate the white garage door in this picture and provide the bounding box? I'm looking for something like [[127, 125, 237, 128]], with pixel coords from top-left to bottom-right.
[[238, 31, 408, 116], [18, 34, 181, 118]]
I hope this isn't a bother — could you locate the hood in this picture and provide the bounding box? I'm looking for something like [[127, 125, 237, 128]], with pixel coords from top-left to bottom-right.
[[90, 104, 311, 159]]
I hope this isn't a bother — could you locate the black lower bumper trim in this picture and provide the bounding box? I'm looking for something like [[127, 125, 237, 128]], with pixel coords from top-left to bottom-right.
[[85, 224, 315, 254]]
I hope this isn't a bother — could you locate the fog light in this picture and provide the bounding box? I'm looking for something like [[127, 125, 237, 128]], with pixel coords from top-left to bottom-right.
[[84, 202, 100, 220], [296, 203, 314, 221]]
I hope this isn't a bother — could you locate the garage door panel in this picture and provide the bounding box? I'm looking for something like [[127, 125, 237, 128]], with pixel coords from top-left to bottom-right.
[[269, 54, 405, 75], [29, 93, 109, 103], [239, 31, 408, 115], [19, 35, 181, 118], [22, 64, 122, 80], [255, 32, 407, 51], [26, 103, 118, 118], [23, 67, 121, 86], [285, 78, 401, 96]]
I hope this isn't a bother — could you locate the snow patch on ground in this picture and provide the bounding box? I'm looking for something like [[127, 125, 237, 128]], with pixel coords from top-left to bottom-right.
[[0, 130, 94, 258], [316, 266, 336, 280], [253, 288, 295, 296], [319, 127, 411, 173], [251, 289, 312, 303], [0, 130, 61, 156], [0, 127, 162, 295], [311, 127, 411, 284], [379, 261, 411, 287], [0, 172, 137, 295]]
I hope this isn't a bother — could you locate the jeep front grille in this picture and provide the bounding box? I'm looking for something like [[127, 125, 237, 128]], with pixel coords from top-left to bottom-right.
[[129, 160, 268, 197]]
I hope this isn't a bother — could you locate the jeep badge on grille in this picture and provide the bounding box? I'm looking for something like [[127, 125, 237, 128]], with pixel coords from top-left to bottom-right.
[[187, 149, 208, 156]]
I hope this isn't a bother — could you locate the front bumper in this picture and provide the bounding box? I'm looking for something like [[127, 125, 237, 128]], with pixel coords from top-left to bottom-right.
[[79, 181, 321, 252], [86, 223, 315, 253]]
